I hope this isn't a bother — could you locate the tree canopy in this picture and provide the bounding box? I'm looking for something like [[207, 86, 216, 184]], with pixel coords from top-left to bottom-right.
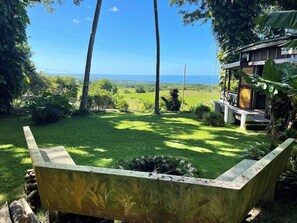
[[170, 0, 297, 63], [0, 0, 34, 114]]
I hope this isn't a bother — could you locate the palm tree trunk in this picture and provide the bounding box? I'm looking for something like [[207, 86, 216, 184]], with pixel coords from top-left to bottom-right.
[[153, 0, 160, 115], [79, 0, 102, 111]]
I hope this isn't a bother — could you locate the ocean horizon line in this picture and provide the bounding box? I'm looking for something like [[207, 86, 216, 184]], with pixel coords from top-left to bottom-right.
[[48, 73, 219, 85]]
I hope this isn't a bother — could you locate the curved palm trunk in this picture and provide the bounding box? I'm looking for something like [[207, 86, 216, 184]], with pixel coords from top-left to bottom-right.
[[80, 0, 102, 111], [153, 0, 160, 115]]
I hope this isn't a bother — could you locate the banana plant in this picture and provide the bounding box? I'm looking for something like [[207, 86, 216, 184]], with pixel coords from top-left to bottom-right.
[[239, 59, 297, 136]]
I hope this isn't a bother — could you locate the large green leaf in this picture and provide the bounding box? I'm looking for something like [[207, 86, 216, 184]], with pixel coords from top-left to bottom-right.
[[256, 10, 297, 30], [279, 62, 297, 80], [284, 39, 297, 49], [263, 58, 280, 82]]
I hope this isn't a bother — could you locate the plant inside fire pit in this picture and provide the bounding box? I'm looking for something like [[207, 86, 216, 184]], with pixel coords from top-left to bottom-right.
[[115, 155, 199, 177]]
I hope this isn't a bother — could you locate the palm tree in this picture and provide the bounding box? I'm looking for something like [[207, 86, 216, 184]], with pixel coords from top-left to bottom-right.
[[153, 0, 160, 115], [80, 0, 103, 111]]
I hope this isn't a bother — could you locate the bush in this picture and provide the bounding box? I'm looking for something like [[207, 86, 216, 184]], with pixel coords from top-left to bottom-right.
[[30, 93, 72, 125], [195, 104, 210, 119], [123, 89, 130, 94], [116, 98, 129, 111], [202, 112, 224, 127], [135, 86, 146, 93], [242, 142, 277, 160], [88, 93, 115, 110], [161, 88, 181, 111], [141, 100, 154, 111], [285, 128, 297, 139], [115, 155, 199, 177]]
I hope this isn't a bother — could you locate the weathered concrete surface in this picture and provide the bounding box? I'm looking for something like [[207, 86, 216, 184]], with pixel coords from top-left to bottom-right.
[[23, 126, 295, 223], [35, 165, 238, 223], [40, 146, 75, 165], [217, 159, 257, 181]]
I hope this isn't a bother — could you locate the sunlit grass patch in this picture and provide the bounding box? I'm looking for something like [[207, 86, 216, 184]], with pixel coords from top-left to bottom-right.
[[0, 112, 270, 204]]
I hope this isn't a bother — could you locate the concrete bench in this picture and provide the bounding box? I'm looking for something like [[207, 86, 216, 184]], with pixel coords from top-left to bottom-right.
[[23, 126, 295, 223], [213, 101, 257, 129]]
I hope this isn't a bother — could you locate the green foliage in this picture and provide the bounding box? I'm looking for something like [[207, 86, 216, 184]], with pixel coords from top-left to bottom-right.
[[202, 112, 224, 127], [285, 128, 297, 139], [0, 0, 35, 114], [257, 10, 297, 31], [97, 79, 118, 94], [116, 98, 129, 111], [141, 100, 154, 111], [240, 59, 297, 135], [170, 1, 296, 63], [135, 85, 146, 93], [115, 155, 199, 177], [195, 104, 210, 119], [47, 76, 79, 98], [26, 71, 50, 96], [89, 79, 118, 95], [88, 92, 115, 110], [242, 142, 278, 160], [29, 93, 72, 125], [161, 88, 181, 111]]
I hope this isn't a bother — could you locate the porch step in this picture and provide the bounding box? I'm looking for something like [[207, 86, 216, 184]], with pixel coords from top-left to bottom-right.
[[245, 123, 268, 131]]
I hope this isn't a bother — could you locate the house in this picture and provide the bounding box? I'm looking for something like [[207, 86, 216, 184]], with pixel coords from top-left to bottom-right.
[[214, 33, 297, 128]]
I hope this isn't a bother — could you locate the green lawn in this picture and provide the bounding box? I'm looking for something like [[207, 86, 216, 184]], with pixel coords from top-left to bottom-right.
[[0, 112, 270, 204], [121, 89, 219, 111]]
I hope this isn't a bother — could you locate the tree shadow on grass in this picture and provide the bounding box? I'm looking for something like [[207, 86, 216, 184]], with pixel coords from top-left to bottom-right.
[[0, 117, 32, 203], [0, 112, 271, 203], [31, 112, 270, 178]]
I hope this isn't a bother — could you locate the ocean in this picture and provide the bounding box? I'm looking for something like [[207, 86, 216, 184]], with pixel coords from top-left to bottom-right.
[[67, 74, 219, 85]]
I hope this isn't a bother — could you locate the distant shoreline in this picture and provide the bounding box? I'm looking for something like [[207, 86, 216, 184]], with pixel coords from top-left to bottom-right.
[[48, 73, 219, 85]]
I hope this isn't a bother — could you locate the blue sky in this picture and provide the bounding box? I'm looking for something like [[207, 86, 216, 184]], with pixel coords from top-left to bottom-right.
[[27, 0, 218, 76]]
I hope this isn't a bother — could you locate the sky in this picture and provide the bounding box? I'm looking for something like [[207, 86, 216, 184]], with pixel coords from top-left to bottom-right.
[[27, 0, 218, 77]]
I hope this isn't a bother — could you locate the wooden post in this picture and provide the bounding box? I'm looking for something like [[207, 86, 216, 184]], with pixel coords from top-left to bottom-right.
[[181, 64, 186, 108], [223, 69, 228, 103]]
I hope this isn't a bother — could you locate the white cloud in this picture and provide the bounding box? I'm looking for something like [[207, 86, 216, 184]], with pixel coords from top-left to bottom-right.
[[85, 17, 92, 21], [72, 19, 80, 24], [109, 6, 119, 13]]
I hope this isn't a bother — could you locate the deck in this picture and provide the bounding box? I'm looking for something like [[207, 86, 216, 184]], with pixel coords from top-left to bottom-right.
[[214, 100, 269, 128]]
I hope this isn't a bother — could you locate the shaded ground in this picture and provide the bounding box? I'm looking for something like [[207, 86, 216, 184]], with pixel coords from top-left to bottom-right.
[[1, 112, 271, 203], [245, 183, 297, 223]]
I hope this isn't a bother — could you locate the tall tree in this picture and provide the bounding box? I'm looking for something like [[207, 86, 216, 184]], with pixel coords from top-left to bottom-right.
[[153, 0, 161, 115], [80, 0, 102, 111], [0, 0, 34, 114]]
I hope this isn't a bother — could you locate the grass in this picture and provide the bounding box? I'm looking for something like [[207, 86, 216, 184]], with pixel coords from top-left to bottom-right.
[[120, 89, 219, 111], [0, 111, 270, 204]]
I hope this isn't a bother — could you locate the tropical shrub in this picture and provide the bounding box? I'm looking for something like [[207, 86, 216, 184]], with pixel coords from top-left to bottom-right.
[[88, 93, 115, 110], [116, 98, 129, 111], [141, 100, 154, 111], [135, 86, 146, 93], [115, 155, 199, 177], [161, 88, 181, 111], [285, 128, 297, 139], [195, 104, 210, 119], [47, 76, 79, 98], [202, 112, 224, 127], [29, 93, 72, 125], [242, 142, 277, 160]]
